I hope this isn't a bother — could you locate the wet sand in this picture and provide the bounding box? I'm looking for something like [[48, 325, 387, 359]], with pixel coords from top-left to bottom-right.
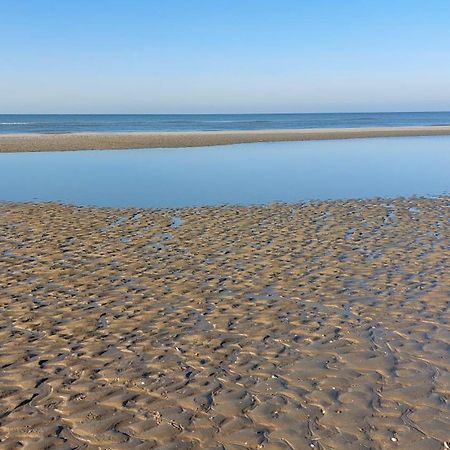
[[1, 125, 450, 152], [0, 197, 449, 449]]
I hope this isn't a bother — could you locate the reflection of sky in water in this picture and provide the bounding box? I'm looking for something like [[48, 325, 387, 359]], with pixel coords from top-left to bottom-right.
[[0, 136, 449, 208]]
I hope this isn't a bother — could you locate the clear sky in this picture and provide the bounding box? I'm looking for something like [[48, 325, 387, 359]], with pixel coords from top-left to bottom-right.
[[2, 0, 450, 113]]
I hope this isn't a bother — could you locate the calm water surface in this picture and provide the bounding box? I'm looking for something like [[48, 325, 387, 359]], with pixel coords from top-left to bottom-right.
[[1, 112, 450, 134], [0, 137, 449, 208]]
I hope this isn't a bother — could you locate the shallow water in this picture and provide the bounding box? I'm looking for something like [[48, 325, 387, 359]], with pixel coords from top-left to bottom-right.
[[0, 136, 449, 208]]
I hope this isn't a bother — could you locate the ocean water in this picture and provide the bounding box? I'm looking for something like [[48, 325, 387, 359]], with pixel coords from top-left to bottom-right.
[[1, 112, 450, 134], [0, 136, 448, 208]]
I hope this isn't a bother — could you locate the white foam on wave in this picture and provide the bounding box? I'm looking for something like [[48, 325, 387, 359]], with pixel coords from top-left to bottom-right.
[[0, 122, 33, 125]]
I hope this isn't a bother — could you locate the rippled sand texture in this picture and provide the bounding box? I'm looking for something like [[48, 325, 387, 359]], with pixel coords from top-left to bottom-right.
[[0, 197, 449, 450]]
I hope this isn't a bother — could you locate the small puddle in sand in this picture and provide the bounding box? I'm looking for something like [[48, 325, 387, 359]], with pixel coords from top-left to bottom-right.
[[382, 205, 397, 225], [171, 216, 184, 228], [188, 310, 214, 331], [344, 228, 355, 240], [112, 215, 128, 226], [97, 315, 109, 329], [101, 215, 129, 232]]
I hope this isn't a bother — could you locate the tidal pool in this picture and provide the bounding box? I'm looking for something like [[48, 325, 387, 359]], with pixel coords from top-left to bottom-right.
[[0, 136, 449, 208]]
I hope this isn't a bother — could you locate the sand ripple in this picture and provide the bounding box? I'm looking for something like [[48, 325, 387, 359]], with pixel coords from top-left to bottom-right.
[[0, 197, 449, 449]]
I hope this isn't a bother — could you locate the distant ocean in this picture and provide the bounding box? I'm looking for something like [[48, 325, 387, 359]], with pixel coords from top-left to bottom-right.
[[1, 112, 450, 134]]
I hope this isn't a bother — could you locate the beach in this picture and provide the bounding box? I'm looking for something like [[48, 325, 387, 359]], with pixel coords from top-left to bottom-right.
[[1, 196, 449, 449], [3, 0, 450, 448], [1, 125, 450, 152]]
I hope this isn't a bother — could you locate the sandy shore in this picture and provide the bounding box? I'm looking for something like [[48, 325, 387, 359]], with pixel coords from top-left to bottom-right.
[[1, 125, 450, 152], [0, 197, 449, 449]]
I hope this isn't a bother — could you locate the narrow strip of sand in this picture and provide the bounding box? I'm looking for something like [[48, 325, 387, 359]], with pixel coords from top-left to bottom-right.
[[1, 125, 450, 152]]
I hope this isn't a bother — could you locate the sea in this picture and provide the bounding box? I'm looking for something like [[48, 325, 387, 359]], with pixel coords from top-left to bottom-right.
[[1, 112, 450, 134]]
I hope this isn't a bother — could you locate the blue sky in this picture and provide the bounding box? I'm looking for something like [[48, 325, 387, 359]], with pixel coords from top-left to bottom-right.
[[1, 0, 450, 113]]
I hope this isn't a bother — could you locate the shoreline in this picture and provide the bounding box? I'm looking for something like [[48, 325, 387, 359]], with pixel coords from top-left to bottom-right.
[[1, 193, 447, 212], [1, 125, 450, 152]]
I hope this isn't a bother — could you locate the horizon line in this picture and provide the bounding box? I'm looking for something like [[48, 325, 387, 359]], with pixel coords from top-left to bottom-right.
[[2, 110, 450, 116]]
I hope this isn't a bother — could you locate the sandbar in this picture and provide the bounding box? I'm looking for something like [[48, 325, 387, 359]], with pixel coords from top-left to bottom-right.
[[1, 125, 450, 152]]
